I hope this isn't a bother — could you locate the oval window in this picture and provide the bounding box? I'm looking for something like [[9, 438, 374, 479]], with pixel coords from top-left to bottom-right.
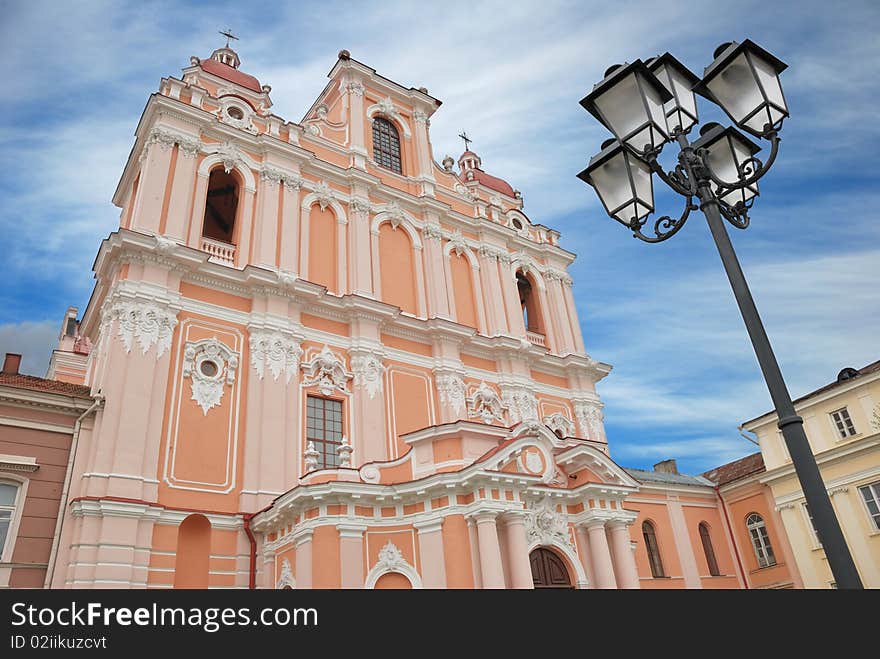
[[512, 218, 523, 230], [200, 360, 219, 377], [226, 106, 244, 120]]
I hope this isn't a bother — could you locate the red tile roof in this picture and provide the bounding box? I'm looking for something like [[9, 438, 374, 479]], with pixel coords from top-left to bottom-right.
[[461, 168, 515, 197], [0, 372, 92, 398], [701, 452, 765, 486], [199, 58, 263, 93]]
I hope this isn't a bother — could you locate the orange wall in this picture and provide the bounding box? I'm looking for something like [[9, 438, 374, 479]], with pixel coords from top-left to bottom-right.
[[449, 252, 477, 329], [378, 224, 417, 314], [723, 487, 796, 588], [308, 205, 338, 293]]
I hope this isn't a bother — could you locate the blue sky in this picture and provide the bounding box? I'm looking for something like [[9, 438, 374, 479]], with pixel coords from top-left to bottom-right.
[[1, 0, 877, 474]]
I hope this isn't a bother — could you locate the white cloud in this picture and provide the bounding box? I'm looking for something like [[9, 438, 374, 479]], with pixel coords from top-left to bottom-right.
[[0, 320, 58, 376]]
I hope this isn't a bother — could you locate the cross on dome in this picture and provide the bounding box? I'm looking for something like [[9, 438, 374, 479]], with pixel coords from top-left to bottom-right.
[[211, 29, 241, 69]]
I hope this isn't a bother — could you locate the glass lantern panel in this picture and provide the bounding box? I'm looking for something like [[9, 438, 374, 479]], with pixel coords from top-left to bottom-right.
[[594, 72, 649, 143], [706, 52, 762, 125], [720, 137, 759, 206], [742, 54, 787, 133], [590, 151, 634, 218]]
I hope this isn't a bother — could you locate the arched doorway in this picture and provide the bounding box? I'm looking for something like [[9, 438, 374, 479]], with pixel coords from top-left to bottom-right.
[[529, 547, 573, 589]]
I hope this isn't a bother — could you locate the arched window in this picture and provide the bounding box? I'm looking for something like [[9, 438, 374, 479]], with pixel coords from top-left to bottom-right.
[[202, 168, 240, 244], [516, 271, 543, 334], [174, 514, 211, 589], [699, 522, 720, 576], [642, 520, 665, 578], [0, 481, 22, 561], [372, 117, 402, 174], [746, 513, 776, 568]]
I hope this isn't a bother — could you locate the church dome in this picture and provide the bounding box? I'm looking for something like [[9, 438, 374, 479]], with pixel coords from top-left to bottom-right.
[[457, 149, 515, 197], [199, 45, 263, 93]]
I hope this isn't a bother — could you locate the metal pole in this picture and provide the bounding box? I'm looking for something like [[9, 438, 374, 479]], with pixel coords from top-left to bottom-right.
[[695, 182, 863, 589]]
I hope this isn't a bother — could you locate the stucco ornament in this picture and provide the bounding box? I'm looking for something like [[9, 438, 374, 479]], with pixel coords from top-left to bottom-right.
[[376, 97, 396, 117], [574, 401, 605, 440], [376, 541, 406, 571], [502, 387, 539, 423], [337, 437, 353, 468], [109, 299, 178, 359], [447, 230, 468, 257], [384, 200, 407, 230], [183, 338, 239, 415], [311, 180, 335, 210], [468, 382, 505, 424], [436, 372, 466, 416], [301, 346, 350, 396], [351, 352, 386, 399], [215, 142, 244, 174], [276, 558, 295, 589], [526, 498, 573, 549], [543, 412, 575, 438], [249, 330, 303, 383], [304, 441, 320, 473]]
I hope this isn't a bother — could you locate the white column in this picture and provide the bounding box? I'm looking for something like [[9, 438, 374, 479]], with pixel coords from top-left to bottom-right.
[[414, 520, 447, 588], [667, 497, 702, 588], [474, 513, 506, 589], [337, 524, 366, 588], [503, 514, 534, 589], [164, 145, 198, 241], [294, 530, 313, 589], [608, 521, 640, 589], [585, 521, 617, 589], [279, 179, 302, 274]]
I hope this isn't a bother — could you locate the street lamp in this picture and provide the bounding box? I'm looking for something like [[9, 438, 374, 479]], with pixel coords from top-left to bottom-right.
[[577, 39, 863, 589]]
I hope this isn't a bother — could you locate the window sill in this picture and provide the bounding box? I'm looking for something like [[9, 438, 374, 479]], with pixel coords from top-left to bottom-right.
[[748, 563, 783, 574]]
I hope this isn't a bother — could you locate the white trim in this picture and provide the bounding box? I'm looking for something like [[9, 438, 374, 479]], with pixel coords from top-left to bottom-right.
[[0, 417, 75, 435], [0, 475, 29, 586], [69, 498, 243, 530]]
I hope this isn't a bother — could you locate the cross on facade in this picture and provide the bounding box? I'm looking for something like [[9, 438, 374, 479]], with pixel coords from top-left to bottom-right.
[[219, 29, 239, 47], [458, 131, 472, 152]]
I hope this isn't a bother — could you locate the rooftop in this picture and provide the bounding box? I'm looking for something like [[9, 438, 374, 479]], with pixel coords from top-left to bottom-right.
[[701, 452, 765, 487], [0, 371, 92, 398], [743, 359, 880, 426]]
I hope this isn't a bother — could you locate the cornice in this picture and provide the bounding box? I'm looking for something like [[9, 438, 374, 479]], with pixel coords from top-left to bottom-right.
[[0, 386, 94, 415], [760, 435, 880, 486]]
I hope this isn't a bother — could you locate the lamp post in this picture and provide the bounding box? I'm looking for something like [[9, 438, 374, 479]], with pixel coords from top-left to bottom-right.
[[577, 40, 863, 589]]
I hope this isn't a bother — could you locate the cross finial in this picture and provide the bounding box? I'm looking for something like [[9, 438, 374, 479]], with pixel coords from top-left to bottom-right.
[[458, 131, 472, 152], [219, 29, 239, 47]]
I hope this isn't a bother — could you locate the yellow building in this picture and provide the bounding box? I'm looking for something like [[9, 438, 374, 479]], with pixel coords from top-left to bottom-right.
[[742, 361, 880, 588]]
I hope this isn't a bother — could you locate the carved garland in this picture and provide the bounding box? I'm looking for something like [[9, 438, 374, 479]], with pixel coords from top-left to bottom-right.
[[105, 299, 179, 359], [436, 372, 466, 416], [574, 401, 605, 440], [249, 330, 303, 384], [350, 352, 386, 399], [501, 386, 539, 423]]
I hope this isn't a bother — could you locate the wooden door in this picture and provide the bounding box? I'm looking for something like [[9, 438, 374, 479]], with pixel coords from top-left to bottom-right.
[[530, 548, 573, 589]]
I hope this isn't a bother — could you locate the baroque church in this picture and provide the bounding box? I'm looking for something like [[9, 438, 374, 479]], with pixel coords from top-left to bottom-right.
[[0, 42, 813, 589]]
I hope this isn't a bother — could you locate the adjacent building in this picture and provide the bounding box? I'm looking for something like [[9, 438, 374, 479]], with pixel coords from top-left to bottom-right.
[[741, 362, 880, 588]]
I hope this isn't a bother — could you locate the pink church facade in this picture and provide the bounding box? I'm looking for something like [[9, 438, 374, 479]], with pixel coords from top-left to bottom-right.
[[1, 44, 803, 589]]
